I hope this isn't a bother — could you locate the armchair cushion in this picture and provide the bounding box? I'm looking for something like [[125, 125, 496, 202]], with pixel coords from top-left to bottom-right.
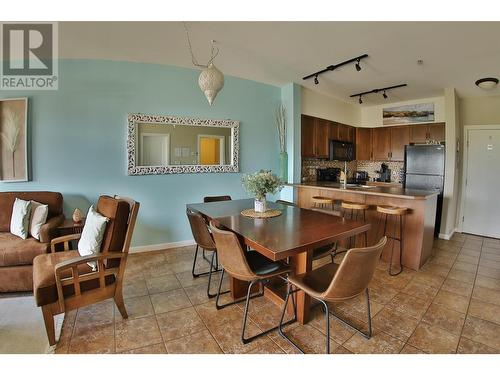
[[0, 232, 49, 267], [33, 250, 115, 306]]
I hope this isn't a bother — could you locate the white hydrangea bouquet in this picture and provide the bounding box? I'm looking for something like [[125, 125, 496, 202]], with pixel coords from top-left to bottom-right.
[[241, 170, 284, 212]]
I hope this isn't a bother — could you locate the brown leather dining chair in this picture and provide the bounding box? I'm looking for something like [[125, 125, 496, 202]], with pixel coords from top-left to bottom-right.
[[209, 221, 296, 344], [278, 236, 387, 354], [186, 208, 226, 298]]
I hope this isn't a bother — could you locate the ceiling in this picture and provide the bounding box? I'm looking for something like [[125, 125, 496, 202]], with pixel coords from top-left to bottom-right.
[[59, 21, 500, 106]]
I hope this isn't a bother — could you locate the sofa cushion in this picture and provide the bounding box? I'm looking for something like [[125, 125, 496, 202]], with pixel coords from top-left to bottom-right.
[[0, 232, 49, 267], [33, 251, 115, 306], [0, 192, 63, 232], [10, 198, 32, 239]]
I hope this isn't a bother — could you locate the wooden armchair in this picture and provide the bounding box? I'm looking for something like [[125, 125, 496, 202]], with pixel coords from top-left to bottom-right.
[[33, 195, 139, 346]]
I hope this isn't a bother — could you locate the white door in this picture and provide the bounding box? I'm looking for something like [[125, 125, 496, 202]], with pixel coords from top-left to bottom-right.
[[463, 128, 500, 238], [140, 134, 169, 166]]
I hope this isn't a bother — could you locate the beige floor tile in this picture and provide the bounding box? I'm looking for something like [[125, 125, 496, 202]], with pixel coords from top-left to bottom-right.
[[457, 337, 498, 354], [400, 344, 425, 354], [245, 337, 286, 354], [483, 246, 500, 255], [120, 343, 167, 354], [123, 279, 149, 299], [141, 260, 175, 278], [422, 303, 465, 335], [411, 271, 445, 289], [468, 298, 500, 325], [458, 249, 481, 259], [367, 283, 399, 305], [478, 265, 500, 280], [165, 329, 222, 354], [428, 254, 455, 268], [472, 285, 500, 305], [280, 324, 340, 354], [456, 255, 480, 265], [386, 292, 431, 320], [441, 278, 473, 297], [309, 307, 357, 345], [344, 331, 405, 354], [156, 306, 206, 341], [209, 319, 264, 354], [462, 316, 500, 351], [372, 306, 420, 341], [150, 288, 192, 314], [195, 302, 243, 329], [115, 315, 162, 352], [462, 242, 482, 251], [74, 300, 114, 329], [69, 322, 115, 354], [401, 279, 439, 301], [452, 261, 477, 274], [115, 295, 154, 321], [145, 273, 181, 294], [183, 283, 216, 306], [475, 274, 500, 291], [447, 269, 476, 284], [479, 259, 500, 270], [407, 322, 459, 354], [433, 290, 470, 314], [482, 252, 500, 262], [421, 263, 450, 277]]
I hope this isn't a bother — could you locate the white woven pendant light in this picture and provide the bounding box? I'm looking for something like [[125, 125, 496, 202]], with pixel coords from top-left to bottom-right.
[[198, 63, 224, 105]]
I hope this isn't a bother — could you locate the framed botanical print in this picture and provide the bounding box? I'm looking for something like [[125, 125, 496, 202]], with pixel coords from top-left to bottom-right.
[[0, 97, 29, 182]]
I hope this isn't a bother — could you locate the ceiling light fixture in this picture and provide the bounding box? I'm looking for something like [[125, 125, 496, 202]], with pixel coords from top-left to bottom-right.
[[350, 83, 407, 104], [183, 22, 224, 106], [314, 75, 319, 85], [475, 77, 499, 90], [302, 54, 368, 83], [359, 95, 363, 104]]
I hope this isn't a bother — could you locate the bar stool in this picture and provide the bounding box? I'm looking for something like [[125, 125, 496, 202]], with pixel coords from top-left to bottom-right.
[[311, 196, 334, 210], [341, 201, 370, 248], [376, 205, 408, 276]]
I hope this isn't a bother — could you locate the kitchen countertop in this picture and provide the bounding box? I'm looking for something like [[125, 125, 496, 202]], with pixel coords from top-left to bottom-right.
[[290, 182, 439, 200]]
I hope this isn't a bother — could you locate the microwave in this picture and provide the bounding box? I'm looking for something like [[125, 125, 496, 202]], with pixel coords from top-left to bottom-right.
[[329, 140, 354, 161]]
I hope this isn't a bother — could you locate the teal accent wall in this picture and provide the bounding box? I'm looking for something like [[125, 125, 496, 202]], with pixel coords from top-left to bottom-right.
[[0, 59, 282, 246]]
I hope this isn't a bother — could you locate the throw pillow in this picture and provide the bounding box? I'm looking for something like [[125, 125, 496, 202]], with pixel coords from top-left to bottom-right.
[[78, 206, 109, 271], [29, 201, 49, 240], [10, 198, 32, 240]]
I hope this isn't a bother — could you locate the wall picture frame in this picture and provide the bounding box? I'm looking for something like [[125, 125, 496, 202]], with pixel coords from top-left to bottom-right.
[[383, 102, 435, 125], [0, 97, 29, 182]]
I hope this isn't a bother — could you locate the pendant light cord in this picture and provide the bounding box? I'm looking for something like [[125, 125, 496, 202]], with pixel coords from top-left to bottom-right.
[[183, 22, 219, 68]]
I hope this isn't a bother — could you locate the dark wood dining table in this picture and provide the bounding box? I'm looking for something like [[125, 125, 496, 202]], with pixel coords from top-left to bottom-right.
[[186, 198, 371, 324]]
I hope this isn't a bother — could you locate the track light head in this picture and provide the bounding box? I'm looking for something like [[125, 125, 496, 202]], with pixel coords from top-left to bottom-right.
[[355, 59, 361, 72], [314, 75, 319, 85], [358, 95, 363, 104], [382, 90, 388, 99]]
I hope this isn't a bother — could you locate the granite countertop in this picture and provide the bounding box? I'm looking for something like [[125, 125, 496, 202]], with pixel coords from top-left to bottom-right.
[[289, 182, 439, 200]]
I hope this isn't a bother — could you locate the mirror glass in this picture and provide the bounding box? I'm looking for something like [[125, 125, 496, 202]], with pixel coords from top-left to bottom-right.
[[137, 123, 232, 166]]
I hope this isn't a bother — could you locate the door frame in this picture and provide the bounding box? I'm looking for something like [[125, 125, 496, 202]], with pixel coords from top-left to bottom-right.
[[197, 134, 225, 165], [458, 124, 500, 234], [140, 132, 170, 166]]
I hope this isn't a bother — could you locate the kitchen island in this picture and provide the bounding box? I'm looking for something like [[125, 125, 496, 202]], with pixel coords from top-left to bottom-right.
[[292, 182, 439, 270]]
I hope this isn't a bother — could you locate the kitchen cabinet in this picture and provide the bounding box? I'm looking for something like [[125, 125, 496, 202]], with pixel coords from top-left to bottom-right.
[[337, 123, 354, 143], [356, 127, 372, 160], [390, 126, 410, 161], [301, 115, 330, 158], [409, 122, 446, 143], [372, 127, 391, 160]]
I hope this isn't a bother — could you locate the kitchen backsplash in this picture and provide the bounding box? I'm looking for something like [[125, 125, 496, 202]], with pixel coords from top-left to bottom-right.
[[302, 158, 404, 183]]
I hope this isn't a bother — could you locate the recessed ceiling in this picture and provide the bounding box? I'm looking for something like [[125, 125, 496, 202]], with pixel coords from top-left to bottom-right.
[[59, 21, 500, 105]]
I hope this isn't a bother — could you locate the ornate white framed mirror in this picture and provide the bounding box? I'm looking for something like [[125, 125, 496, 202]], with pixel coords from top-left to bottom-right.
[[127, 113, 239, 175]]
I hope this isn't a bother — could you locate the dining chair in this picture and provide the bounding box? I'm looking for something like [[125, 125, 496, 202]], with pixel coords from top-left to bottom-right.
[[209, 221, 296, 344], [278, 236, 387, 354], [186, 208, 226, 298]]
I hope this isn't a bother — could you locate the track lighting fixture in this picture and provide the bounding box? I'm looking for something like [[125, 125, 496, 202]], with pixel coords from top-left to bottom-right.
[[350, 83, 407, 104], [355, 58, 361, 72], [303, 54, 368, 82]]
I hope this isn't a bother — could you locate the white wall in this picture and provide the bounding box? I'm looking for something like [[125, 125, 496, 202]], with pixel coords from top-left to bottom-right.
[[301, 87, 360, 126], [460, 95, 500, 125], [360, 96, 445, 128]]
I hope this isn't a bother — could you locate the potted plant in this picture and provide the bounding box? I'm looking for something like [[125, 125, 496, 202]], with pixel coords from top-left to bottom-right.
[[242, 170, 284, 213]]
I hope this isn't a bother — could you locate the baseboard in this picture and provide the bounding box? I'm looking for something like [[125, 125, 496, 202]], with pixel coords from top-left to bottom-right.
[[438, 228, 457, 240], [130, 239, 196, 253]]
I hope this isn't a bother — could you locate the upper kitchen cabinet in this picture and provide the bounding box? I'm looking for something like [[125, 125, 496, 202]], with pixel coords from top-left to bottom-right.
[[372, 127, 391, 160], [409, 122, 446, 143], [356, 127, 372, 160], [337, 123, 355, 143], [301, 115, 329, 158], [390, 126, 410, 161]]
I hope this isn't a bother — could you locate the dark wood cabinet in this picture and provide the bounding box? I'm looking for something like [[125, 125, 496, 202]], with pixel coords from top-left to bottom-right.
[[356, 128, 372, 160], [429, 123, 445, 142], [301, 115, 316, 157], [315, 118, 330, 158], [390, 126, 410, 161], [409, 122, 446, 143], [372, 127, 391, 160], [301, 115, 330, 158], [337, 123, 354, 143]]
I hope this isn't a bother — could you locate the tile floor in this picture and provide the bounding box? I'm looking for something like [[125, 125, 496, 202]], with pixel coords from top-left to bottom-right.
[[55, 233, 500, 354]]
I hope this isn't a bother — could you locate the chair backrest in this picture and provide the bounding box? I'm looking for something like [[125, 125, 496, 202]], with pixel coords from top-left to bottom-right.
[[322, 236, 387, 301], [275, 199, 295, 206], [203, 195, 232, 203], [209, 221, 256, 282], [186, 208, 216, 250]]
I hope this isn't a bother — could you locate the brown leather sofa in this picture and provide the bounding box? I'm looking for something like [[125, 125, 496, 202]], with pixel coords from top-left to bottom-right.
[[0, 192, 64, 292]]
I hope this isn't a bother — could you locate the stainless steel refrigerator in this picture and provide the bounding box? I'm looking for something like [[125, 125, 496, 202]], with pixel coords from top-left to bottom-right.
[[404, 144, 445, 237]]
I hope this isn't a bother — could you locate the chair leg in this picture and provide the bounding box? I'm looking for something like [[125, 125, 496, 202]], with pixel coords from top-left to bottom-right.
[[389, 216, 404, 276], [192, 245, 220, 278], [320, 300, 330, 354], [114, 290, 128, 319], [41, 305, 56, 346], [278, 282, 306, 354], [215, 269, 261, 310], [207, 251, 228, 298], [328, 288, 372, 339]]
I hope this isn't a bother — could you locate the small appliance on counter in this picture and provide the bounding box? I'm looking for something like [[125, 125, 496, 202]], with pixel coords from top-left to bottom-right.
[[376, 163, 391, 182], [316, 167, 341, 182]]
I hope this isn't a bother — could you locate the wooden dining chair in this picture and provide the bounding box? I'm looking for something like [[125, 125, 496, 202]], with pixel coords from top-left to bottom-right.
[[278, 236, 387, 354], [209, 221, 296, 344], [33, 195, 139, 346]]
